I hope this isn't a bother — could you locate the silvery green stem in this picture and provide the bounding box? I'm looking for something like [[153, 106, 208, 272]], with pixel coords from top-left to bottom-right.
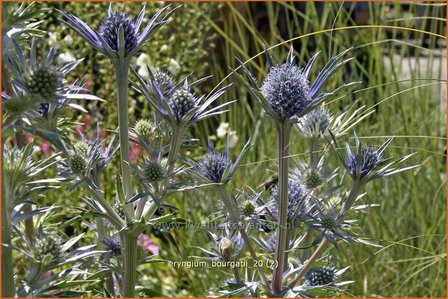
[[272, 122, 291, 295], [85, 182, 125, 229], [93, 170, 114, 294], [24, 204, 35, 243], [141, 198, 159, 220], [287, 237, 328, 289], [338, 182, 361, 220], [309, 138, 319, 169], [120, 232, 137, 297], [287, 184, 360, 290], [114, 59, 134, 220], [219, 185, 271, 293], [232, 267, 242, 285], [1, 181, 14, 297], [166, 127, 184, 175]]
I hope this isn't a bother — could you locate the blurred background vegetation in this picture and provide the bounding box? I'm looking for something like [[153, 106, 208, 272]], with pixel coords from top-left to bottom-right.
[[3, 1, 446, 297]]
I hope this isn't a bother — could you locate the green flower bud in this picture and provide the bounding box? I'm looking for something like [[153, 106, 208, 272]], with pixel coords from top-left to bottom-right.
[[32, 233, 62, 267], [305, 170, 323, 189], [134, 119, 154, 139], [25, 66, 61, 101], [241, 200, 255, 216], [73, 141, 89, 157], [70, 154, 86, 174], [4, 96, 30, 115], [143, 160, 164, 182], [305, 266, 335, 286]]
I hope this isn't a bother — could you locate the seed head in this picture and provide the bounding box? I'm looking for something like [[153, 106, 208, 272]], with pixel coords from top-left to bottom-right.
[[261, 63, 311, 119], [99, 12, 138, 52], [32, 232, 62, 266], [169, 89, 196, 119], [25, 66, 62, 101], [70, 153, 86, 174], [305, 266, 335, 286], [143, 160, 165, 182], [198, 152, 229, 183]]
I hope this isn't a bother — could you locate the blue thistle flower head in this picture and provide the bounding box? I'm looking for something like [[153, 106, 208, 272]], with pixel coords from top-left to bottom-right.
[[59, 4, 178, 60], [261, 63, 311, 119], [190, 137, 251, 184], [198, 151, 229, 183], [99, 12, 138, 52], [235, 46, 356, 123]]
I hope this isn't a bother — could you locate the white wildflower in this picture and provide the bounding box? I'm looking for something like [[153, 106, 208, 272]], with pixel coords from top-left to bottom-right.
[[216, 122, 230, 138], [168, 58, 180, 75]]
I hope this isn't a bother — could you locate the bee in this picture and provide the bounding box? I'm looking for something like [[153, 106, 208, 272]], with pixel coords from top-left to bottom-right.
[[258, 174, 278, 191]]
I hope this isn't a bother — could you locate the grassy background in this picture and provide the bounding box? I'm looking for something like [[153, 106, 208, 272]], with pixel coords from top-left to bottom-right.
[[5, 1, 446, 297]]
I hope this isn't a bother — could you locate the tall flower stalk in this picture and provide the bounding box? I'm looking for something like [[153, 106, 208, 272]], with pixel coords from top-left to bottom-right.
[[271, 121, 291, 294], [236, 46, 356, 295], [59, 4, 177, 296]]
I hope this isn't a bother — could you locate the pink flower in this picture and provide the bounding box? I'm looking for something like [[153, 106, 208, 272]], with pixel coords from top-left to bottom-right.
[[84, 113, 92, 127], [25, 134, 34, 143], [74, 124, 84, 134], [39, 142, 52, 154], [138, 233, 159, 255], [129, 143, 140, 162]]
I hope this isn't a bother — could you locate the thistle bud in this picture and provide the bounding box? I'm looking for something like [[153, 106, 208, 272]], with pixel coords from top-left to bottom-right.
[[321, 215, 336, 230], [4, 95, 30, 115], [261, 63, 311, 119], [73, 141, 90, 157], [70, 153, 86, 174], [32, 233, 62, 267], [305, 266, 335, 286], [134, 119, 154, 140], [169, 89, 196, 119], [218, 237, 234, 262], [305, 169, 323, 189], [197, 152, 229, 183], [25, 66, 61, 101], [143, 160, 165, 182], [241, 200, 255, 216], [153, 70, 175, 95]]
